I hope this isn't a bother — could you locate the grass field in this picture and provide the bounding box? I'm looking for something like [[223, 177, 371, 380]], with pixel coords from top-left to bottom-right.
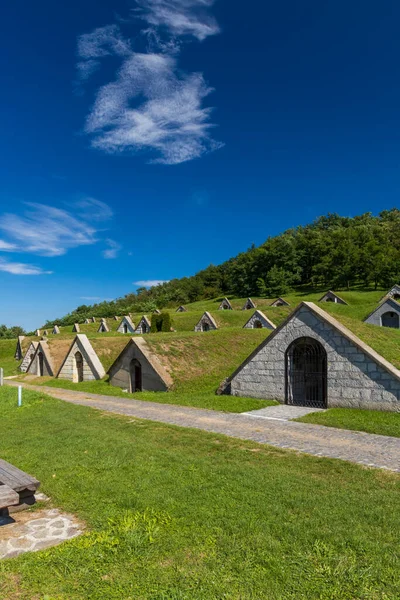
[[24, 377, 277, 412], [296, 407, 400, 438], [0, 386, 399, 599], [0, 339, 21, 376]]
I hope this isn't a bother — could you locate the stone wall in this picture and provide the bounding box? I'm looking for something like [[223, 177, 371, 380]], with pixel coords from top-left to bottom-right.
[[230, 304, 400, 411], [20, 343, 37, 373], [108, 340, 171, 392], [28, 345, 53, 377], [364, 299, 400, 328], [58, 341, 98, 382], [243, 311, 275, 330], [194, 312, 217, 332]]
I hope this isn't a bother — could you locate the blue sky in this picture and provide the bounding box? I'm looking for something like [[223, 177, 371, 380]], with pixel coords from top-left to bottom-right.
[[1, 0, 400, 329]]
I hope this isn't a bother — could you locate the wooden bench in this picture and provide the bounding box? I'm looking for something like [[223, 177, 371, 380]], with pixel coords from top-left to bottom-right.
[[0, 485, 19, 511], [0, 459, 40, 514]]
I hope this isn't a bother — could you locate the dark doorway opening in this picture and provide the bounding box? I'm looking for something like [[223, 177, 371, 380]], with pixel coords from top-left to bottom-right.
[[130, 359, 142, 392], [202, 322, 210, 332], [286, 337, 327, 408], [38, 352, 44, 376], [75, 351, 84, 383], [123, 323, 128, 334], [381, 311, 399, 328], [254, 320, 263, 329]]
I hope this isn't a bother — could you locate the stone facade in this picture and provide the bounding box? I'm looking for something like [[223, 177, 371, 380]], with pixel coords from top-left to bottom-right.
[[134, 316, 151, 334], [194, 311, 218, 332], [176, 306, 187, 313], [242, 298, 256, 310], [364, 298, 400, 328], [243, 310, 276, 330], [383, 284, 400, 300], [108, 338, 173, 392], [20, 342, 38, 373], [227, 302, 400, 412], [271, 298, 290, 307], [57, 335, 105, 382], [27, 342, 54, 377], [319, 290, 347, 305], [72, 323, 80, 333], [52, 326, 60, 335], [97, 321, 110, 333], [117, 316, 135, 334], [218, 298, 233, 310]]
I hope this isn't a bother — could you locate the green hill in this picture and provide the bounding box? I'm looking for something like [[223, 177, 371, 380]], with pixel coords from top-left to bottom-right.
[[41, 209, 400, 329]]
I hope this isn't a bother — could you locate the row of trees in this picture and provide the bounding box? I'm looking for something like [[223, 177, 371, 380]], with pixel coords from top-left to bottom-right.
[[0, 324, 25, 339], [44, 209, 400, 327]]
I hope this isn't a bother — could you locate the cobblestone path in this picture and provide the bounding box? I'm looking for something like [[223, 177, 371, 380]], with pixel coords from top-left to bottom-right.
[[6, 382, 400, 473]]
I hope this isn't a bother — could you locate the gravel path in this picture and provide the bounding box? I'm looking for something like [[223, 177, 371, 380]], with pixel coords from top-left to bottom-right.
[[7, 381, 400, 473]]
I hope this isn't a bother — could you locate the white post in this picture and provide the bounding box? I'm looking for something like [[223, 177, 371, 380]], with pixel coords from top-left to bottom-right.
[[18, 386, 22, 407], [0, 368, 3, 387]]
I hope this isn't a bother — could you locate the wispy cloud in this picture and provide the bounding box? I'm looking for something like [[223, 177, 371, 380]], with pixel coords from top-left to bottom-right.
[[0, 203, 98, 257], [102, 238, 121, 259], [77, 1, 222, 164], [0, 258, 52, 276], [133, 279, 170, 287], [134, 0, 220, 41], [0, 198, 116, 274]]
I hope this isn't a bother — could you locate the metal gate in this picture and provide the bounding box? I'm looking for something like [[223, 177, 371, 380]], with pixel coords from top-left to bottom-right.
[[286, 337, 327, 408]]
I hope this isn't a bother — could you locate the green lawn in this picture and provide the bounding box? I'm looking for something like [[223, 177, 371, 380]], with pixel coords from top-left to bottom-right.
[[296, 407, 400, 438], [0, 339, 20, 376], [19, 376, 276, 413], [0, 387, 399, 599]]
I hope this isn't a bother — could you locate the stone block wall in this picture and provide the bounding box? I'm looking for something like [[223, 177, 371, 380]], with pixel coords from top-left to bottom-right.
[[109, 341, 170, 392], [230, 305, 400, 411], [58, 341, 98, 382], [364, 300, 400, 328]]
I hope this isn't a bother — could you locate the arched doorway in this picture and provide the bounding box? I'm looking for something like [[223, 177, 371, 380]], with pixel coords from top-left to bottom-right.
[[123, 323, 128, 334], [202, 322, 210, 332], [381, 311, 400, 328], [286, 337, 327, 408], [75, 351, 84, 383], [130, 359, 142, 392], [38, 352, 44, 376], [253, 320, 263, 329]]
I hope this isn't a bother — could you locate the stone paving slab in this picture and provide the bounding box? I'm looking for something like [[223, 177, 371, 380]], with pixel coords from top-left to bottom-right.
[[0, 509, 83, 559], [243, 405, 326, 420], [6, 382, 400, 473]]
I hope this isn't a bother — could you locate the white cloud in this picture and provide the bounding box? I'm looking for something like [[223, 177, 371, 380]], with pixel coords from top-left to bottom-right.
[[134, 0, 220, 41], [85, 52, 222, 164], [0, 203, 98, 257], [77, 1, 222, 165], [102, 238, 121, 259], [0, 199, 114, 262], [75, 196, 114, 221], [0, 240, 17, 251], [133, 279, 169, 287], [0, 258, 52, 276]]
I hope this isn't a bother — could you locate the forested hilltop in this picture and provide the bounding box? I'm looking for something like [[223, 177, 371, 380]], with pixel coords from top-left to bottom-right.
[[44, 210, 400, 328]]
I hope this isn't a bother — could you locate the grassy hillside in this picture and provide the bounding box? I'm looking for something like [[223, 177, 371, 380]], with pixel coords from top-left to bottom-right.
[[6, 288, 400, 413]]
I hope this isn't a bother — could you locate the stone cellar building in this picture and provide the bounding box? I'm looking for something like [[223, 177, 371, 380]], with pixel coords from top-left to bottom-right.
[[224, 302, 400, 412]]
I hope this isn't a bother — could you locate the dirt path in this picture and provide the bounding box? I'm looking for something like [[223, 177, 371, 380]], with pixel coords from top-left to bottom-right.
[[7, 381, 400, 473]]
